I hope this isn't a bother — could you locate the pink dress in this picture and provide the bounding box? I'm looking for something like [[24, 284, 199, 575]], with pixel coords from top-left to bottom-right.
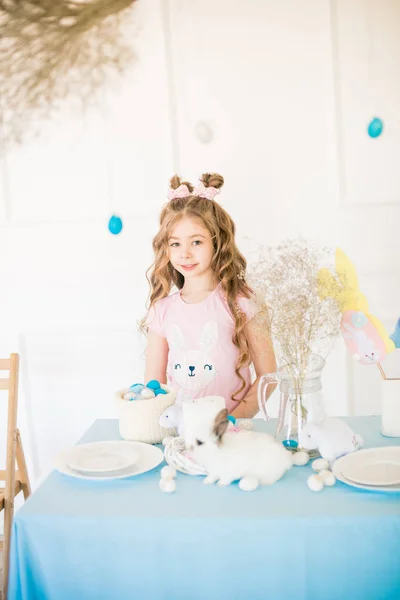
[[146, 284, 257, 413]]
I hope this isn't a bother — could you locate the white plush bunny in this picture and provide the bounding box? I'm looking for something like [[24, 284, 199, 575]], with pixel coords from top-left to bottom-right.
[[299, 417, 364, 464], [159, 402, 183, 436], [169, 322, 218, 394], [186, 407, 293, 487]]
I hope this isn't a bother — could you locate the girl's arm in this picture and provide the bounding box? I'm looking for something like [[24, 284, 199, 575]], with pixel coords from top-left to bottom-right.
[[231, 318, 277, 419], [144, 330, 169, 384]]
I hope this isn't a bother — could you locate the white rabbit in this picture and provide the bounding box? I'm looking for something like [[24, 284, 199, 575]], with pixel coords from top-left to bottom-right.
[[342, 323, 381, 363], [169, 322, 218, 393], [186, 408, 293, 487]]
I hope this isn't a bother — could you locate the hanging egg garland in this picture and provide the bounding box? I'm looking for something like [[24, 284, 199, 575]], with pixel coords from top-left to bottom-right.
[[367, 117, 384, 138], [108, 215, 123, 235]]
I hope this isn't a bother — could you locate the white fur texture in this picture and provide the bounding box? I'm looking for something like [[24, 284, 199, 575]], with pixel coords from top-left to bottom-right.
[[299, 417, 364, 464], [190, 429, 293, 487]]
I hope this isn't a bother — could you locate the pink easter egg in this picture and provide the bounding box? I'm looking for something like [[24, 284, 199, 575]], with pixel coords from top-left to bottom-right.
[[341, 310, 386, 365]]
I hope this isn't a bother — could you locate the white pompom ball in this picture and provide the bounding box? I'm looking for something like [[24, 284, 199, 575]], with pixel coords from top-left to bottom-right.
[[140, 388, 155, 399], [123, 392, 137, 401], [307, 474, 324, 492], [159, 478, 176, 493], [238, 476, 259, 492], [312, 458, 330, 472], [319, 469, 336, 486], [292, 451, 310, 466], [161, 465, 177, 480]]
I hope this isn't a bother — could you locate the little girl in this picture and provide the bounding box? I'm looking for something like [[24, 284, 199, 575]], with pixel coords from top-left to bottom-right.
[[143, 172, 276, 418]]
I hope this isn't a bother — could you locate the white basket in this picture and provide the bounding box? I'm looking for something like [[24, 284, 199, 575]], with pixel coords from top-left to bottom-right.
[[164, 437, 208, 475], [115, 385, 177, 444]]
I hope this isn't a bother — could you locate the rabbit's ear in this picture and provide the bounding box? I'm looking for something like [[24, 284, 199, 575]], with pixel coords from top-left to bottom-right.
[[169, 325, 186, 352], [212, 409, 229, 444], [199, 321, 218, 352]]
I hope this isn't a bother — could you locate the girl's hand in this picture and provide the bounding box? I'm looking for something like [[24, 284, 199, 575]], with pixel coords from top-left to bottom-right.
[[231, 317, 277, 419], [144, 330, 168, 385]]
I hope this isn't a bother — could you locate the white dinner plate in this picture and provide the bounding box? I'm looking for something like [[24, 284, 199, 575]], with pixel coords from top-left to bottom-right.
[[332, 446, 400, 492], [67, 441, 138, 474], [55, 441, 163, 480]]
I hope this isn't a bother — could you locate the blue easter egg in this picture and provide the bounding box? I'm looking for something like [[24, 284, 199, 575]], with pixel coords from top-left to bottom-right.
[[146, 379, 160, 390], [283, 439, 298, 449], [227, 415, 236, 425], [155, 388, 167, 395], [108, 215, 123, 235], [130, 384, 145, 393], [367, 117, 384, 138]]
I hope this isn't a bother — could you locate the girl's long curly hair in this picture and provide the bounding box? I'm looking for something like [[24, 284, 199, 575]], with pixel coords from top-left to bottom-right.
[[142, 172, 253, 401]]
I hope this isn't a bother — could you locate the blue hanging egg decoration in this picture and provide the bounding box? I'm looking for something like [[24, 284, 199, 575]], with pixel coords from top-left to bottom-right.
[[108, 215, 123, 235], [367, 117, 384, 138]]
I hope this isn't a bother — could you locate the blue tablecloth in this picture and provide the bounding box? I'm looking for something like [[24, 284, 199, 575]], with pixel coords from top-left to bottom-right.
[[9, 417, 400, 600]]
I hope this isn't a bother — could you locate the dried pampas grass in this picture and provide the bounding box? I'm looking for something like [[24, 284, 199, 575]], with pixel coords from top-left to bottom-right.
[[0, 0, 138, 146]]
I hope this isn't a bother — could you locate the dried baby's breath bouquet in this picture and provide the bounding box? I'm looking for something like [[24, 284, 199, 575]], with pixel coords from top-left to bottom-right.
[[248, 239, 342, 387], [0, 0, 138, 146]]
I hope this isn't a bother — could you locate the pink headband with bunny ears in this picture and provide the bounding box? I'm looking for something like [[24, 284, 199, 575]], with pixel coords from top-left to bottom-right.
[[167, 180, 220, 202]]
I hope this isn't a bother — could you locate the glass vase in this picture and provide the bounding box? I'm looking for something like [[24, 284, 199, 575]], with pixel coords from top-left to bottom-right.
[[258, 353, 326, 454]]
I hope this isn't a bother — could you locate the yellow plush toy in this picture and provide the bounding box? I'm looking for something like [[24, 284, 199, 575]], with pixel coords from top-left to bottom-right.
[[318, 249, 395, 365]]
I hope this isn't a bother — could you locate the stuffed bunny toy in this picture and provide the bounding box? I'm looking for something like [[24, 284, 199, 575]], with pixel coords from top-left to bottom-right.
[[159, 402, 184, 436], [299, 417, 364, 464], [342, 320, 383, 365], [186, 407, 293, 487], [318, 249, 395, 365]]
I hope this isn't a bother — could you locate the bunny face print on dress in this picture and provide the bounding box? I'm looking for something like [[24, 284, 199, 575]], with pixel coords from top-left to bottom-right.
[[169, 322, 218, 394]]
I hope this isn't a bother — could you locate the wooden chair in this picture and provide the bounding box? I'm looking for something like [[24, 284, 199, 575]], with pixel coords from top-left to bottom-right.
[[0, 354, 31, 600]]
